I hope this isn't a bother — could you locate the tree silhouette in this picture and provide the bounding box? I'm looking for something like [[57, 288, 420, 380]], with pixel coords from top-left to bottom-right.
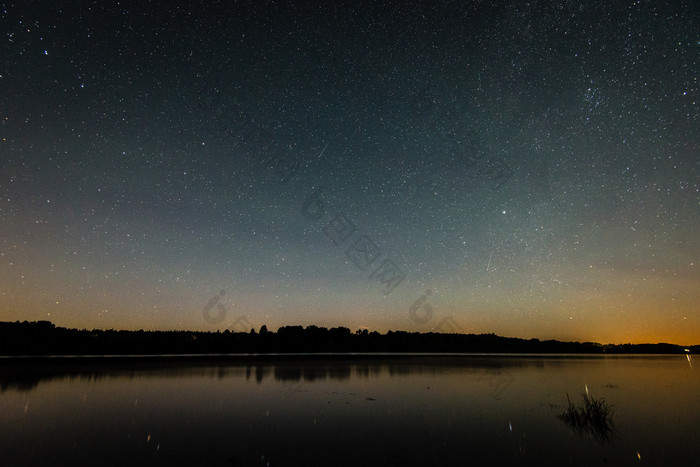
[[0, 321, 695, 356]]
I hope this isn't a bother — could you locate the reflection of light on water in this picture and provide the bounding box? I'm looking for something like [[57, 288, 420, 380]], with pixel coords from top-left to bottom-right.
[[585, 382, 589, 395], [685, 349, 692, 368], [637, 451, 641, 460]]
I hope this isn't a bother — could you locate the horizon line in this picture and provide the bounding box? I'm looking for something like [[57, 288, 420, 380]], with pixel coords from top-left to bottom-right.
[[2, 320, 697, 348]]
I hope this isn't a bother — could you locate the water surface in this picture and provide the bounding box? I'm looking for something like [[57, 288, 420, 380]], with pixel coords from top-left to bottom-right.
[[1, 354, 697, 466]]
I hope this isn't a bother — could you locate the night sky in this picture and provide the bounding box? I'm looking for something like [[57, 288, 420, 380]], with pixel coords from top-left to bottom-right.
[[1, 1, 698, 344]]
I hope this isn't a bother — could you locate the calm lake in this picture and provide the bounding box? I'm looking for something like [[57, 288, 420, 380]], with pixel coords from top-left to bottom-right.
[[1, 354, 697, 466]]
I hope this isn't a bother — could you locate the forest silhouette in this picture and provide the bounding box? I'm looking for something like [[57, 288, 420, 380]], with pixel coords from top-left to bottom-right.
[[0, 321, 695, 356]]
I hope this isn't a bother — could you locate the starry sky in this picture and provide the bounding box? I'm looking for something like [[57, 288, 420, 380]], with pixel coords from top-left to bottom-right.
[[1, 1, 698, 344]]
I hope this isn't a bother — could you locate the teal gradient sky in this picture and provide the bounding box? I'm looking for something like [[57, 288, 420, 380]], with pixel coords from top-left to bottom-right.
[[1, 1, 698, 344]]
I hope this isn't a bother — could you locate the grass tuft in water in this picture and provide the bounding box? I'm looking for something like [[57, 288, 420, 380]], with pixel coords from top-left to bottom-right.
[[558, 392, 616, 443]]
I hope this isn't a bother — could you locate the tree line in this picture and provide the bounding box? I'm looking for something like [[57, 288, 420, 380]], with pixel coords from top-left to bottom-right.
[[0, 321, 695, 356]]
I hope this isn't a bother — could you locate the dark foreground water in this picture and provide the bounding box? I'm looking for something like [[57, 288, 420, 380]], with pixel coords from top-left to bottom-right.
[[0, 354, 698, 466]]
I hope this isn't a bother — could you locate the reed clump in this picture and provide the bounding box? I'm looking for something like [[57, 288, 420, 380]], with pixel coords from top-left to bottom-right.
[[559, 392, 615, 442]]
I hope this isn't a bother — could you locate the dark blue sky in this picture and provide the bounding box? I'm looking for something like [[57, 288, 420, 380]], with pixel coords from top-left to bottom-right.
[[1, 1, 698, 344]]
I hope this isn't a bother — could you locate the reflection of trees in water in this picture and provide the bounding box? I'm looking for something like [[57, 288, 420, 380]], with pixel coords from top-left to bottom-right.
[[1, 379, 40, 393], [1, 356, 529, 392], [355, 363, 382, 379], [254, 365, 266, 383], [0, 361, 249, 393], [272, 363, 352, 382]]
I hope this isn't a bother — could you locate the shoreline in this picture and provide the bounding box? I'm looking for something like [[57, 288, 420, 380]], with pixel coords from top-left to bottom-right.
[[0, 352, 690, 363]]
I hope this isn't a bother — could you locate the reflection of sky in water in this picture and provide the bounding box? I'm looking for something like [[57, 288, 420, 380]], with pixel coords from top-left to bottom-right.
[[1, 356, 698, 466]]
